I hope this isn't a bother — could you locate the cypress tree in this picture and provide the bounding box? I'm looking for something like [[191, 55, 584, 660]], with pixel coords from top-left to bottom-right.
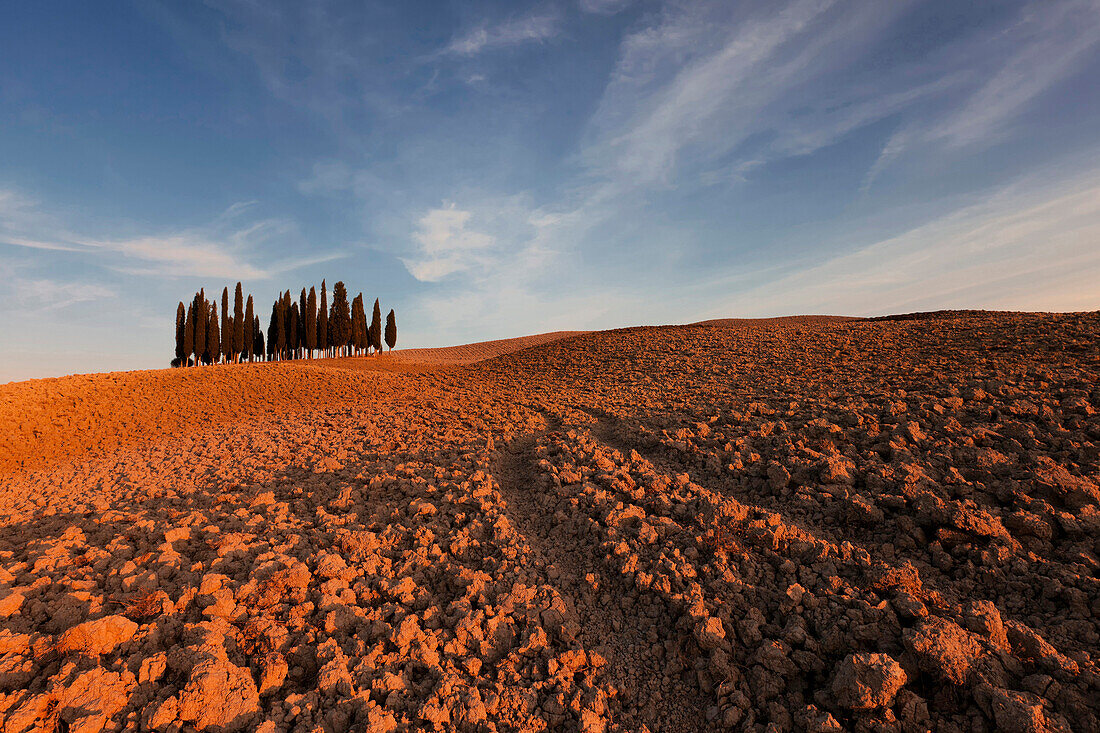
[[370, 298, 382, 354], [287, 292, 293, 356], [175, 302, 186, 366], [254, 316, 264, 362], [306, 286, 317, 358], [349, 295, 358, 356], [362, 298, 370, 353], [234, 282, 245, 363], [278, 294, 286, 360], [276, 298, 287, 360], [220, 287, 230, 364], [286, 291, 293, 359], [289, 303, 300, 360], [184, 302, 195, 367], [350, 294, 363, 356], [207, 303, 220, 366], [268, 303, 279, 361], [318, 280, 328, 358], [327, 301, 335, 354], [361, 297, 370, 354], [365, 299, 374, 352], [192, 292, 206, 367], [385, 309, 397, 351], [298, 288, 307, 358], [244, 295, 254, 362], [367, 299, 376, 352], [366, 299, 372, 350], [331, 281, 351, 357]]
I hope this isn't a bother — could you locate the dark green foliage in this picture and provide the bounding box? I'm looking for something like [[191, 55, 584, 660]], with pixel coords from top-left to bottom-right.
[[299, 288, 308, 356], [244, 295, 254, 362], [171, 284, 267, 365], [350, 294, 364, 354], [193, 291, 206, 367], [254, 316, 264, 361], [363, 294, 371, 353], [331, 281, 351, 356], [268, 303, 279, 361], [184, 302, 195, 366], [306, 286, 317, 357], [276, 297, 287, 360], [174, 278, 395, 365], [283, 291, 293, 358], [385, 309, 397, 351], [360, 298, 368, 352], [318, 280, 329, 358], [175, 302, 186, 366], [234, 282, 245, 362], [206, 302, 220, 365], [289, 302, 300, 359], [221, 287, 230, 364], [370, 298, 382, 353], [282, 291, 293, 358]]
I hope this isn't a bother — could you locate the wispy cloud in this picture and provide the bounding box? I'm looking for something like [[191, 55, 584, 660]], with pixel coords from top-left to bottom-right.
[[933, 2, 1100, 148], [97, 234, 271, 279], [579, 0, 635, 15], [697, 164, 1100, 317], [443, 12, 560, 56], [864, 0, 1100, 187], [391, 1, 917, 333], [403, 205, 493, 282], [400, 198, 561, 285], [0, 261, 115, 314], [583, 0, 1100, 200], [586, 0, 841, 185], [0, 187, 352, 380], [297, 161, 355, 195], [0, 192, 343, 280], [391, 192, 616, 346]]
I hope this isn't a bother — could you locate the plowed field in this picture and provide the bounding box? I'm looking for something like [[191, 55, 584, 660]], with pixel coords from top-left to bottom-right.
[[1, 312, 1098, 733]]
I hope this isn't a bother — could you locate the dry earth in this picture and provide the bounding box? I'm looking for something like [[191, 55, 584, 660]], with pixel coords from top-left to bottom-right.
[[0, 312, 1098, 733], [381, 332, 588, 366], [0, 332, 584, 475], [687, 317, 857, 328]]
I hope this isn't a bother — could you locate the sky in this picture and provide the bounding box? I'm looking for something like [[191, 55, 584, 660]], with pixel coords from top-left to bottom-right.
[[1, 0, 1099, 382]]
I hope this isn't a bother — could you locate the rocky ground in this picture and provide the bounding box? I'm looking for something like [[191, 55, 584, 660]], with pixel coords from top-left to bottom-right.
[[0, 311, 1098, 732]]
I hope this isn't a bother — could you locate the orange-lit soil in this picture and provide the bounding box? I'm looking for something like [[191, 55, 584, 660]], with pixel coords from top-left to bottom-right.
[[0, 313, 1097, 732], [380, 330, 587, 366]]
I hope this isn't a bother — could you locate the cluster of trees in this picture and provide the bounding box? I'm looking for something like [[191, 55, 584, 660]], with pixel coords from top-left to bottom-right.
[[173, 280, 396, 367]]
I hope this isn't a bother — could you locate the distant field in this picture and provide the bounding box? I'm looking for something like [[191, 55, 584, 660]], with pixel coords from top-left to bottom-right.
[[688, 314, 858, 327], [0, 330, 586, 474], [386, 330, 588, 365]]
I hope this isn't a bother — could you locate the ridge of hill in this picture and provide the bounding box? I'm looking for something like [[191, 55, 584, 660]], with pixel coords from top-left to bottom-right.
[[386, 330, 588, 365], [689, 314, 857, 327]]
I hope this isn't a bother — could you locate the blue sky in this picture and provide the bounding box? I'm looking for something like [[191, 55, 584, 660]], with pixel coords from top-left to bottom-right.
[[2, 0, 1099, 381]]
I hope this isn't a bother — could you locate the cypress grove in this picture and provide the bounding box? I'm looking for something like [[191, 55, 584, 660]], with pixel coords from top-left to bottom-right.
[[171, 280, 396, 365]]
